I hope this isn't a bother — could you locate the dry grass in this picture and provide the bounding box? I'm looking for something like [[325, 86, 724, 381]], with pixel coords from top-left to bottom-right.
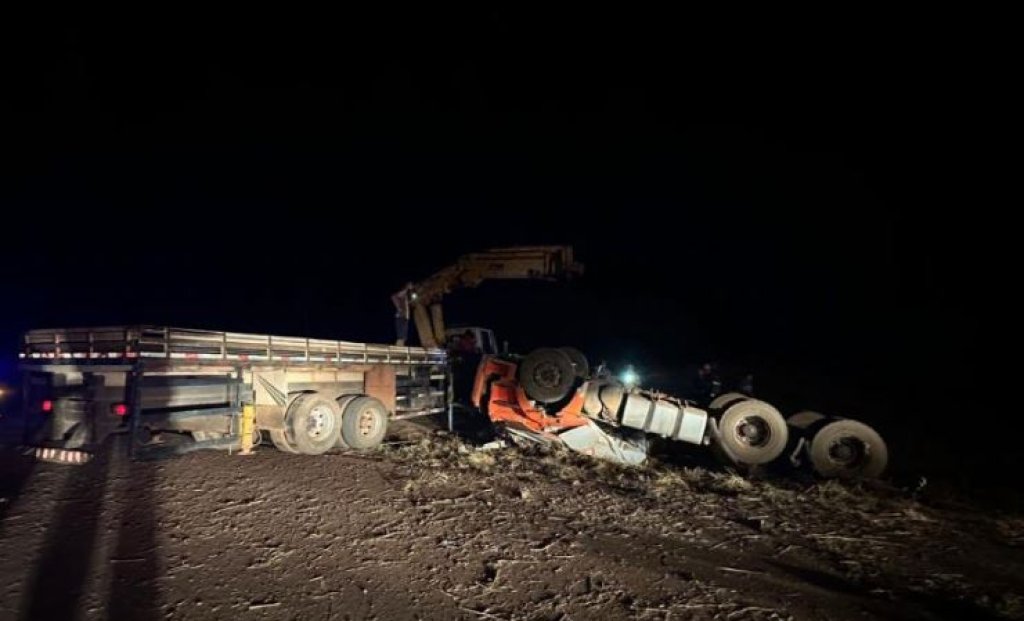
[[375, 432, 1024, 620], [465, 451, 497, 471], [710, 472, 754, 493], [650, 468, 692, 494]]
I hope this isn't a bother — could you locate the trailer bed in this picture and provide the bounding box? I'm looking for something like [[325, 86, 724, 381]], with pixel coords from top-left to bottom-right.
[[18, 326, 449, 460]]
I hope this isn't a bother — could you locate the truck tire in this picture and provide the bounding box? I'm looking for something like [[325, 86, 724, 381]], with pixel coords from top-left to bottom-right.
[[269, 429, 300, 454], [716, 399, 788, 465], [519, 348, 576, 403], [709, 392, 748, 411], [340, 396, 389, 449], [286, 393, 343, 455], [787, 410, 826, 431], [808, 419, 888, 479], [559, 347, 590, 378], [334, 394, 360, 449]]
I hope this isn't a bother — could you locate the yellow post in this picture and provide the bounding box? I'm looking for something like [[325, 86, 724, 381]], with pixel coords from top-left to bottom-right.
[[240, 404, 255, 455]]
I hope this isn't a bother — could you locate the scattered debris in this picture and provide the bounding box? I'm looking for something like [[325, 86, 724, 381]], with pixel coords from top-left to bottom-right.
[[247, 601, 281, 611]]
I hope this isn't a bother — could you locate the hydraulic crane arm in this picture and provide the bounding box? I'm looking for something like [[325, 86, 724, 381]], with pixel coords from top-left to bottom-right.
[[393, 246, 584, 348]]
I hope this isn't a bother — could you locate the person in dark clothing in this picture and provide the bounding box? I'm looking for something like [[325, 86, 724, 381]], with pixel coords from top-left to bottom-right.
[[687, 362, 721, 405], [451, 330, 481, 406], [391, 282, 414, 345], [458, 329, 479, 354], [739, 373, 755, 396]]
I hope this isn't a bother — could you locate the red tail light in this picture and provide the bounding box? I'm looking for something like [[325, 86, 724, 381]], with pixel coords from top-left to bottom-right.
[[111, 403, 128, 417], [41, 400, 53, 413]]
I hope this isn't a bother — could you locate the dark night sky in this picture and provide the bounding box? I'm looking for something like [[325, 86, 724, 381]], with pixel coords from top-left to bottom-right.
[[1, 10, 995, 473]]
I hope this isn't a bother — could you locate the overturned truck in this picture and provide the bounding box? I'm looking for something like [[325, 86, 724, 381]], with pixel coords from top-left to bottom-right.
[[470, 347, 889, 478]]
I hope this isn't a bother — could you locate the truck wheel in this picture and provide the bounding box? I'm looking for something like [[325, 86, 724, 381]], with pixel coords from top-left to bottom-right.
[[286, 394, 343, 455], [334, 394, 360, 449], [787, 410, 826, 431], [340, 396, 389, 449], [519, 348, 576, 403], [269, 429, 299, 454], [808, 419, 888, 479], [717, 399, 788, 465], [559, 347, 590, 378], [708, 392, 748, 411]]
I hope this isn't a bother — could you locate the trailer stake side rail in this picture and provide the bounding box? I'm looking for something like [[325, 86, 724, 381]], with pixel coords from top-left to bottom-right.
[[20, 326, 447, 366]]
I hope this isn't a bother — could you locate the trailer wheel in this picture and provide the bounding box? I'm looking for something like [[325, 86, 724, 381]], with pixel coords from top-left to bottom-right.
[[708, 392, 749, 411], [269, 429, 300, 454], [334, 394, 360, 449], [808, 419, 888, 479], [519, 348, 576, 403], [787, 410, 826, 431], [340, 396, 389, 449], [717, 399, 788, 465], [559, 347, 590, 378], [286, 394, 343, 455]]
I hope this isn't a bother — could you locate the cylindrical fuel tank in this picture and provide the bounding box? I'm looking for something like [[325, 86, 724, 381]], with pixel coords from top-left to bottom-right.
[[617, 392, 707, 445]]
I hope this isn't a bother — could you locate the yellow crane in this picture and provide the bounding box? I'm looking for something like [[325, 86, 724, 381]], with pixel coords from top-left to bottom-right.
[[392, 246, 583, 349]]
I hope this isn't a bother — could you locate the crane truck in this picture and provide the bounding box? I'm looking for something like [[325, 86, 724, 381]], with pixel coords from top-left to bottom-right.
[[17, 247, 584, 465]]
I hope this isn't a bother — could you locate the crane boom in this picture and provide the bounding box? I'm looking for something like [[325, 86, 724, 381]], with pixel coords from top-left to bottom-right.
[[393, 246, 583, 348]]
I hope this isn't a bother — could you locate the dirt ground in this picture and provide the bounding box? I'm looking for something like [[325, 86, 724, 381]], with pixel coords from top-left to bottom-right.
[[1, 420, 1023, 620]]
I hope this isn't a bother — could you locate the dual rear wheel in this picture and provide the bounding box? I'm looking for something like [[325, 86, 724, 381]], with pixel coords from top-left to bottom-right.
[[269, 394, 389, 455], [711, 399, 888, 477]]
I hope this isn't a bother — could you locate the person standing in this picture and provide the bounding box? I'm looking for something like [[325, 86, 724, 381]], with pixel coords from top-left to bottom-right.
[[392, 282, 413, 345]]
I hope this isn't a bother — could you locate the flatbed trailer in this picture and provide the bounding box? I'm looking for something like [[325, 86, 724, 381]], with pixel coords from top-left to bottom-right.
[[19, 326, 448, 462]]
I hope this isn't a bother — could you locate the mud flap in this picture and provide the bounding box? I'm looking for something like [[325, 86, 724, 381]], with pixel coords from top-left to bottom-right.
[[558, 421, 649, 466]]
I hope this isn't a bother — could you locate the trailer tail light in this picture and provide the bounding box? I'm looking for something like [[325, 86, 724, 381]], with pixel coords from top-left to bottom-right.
[[111, 403, 128, 417], [41, 400, 53, 413]]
